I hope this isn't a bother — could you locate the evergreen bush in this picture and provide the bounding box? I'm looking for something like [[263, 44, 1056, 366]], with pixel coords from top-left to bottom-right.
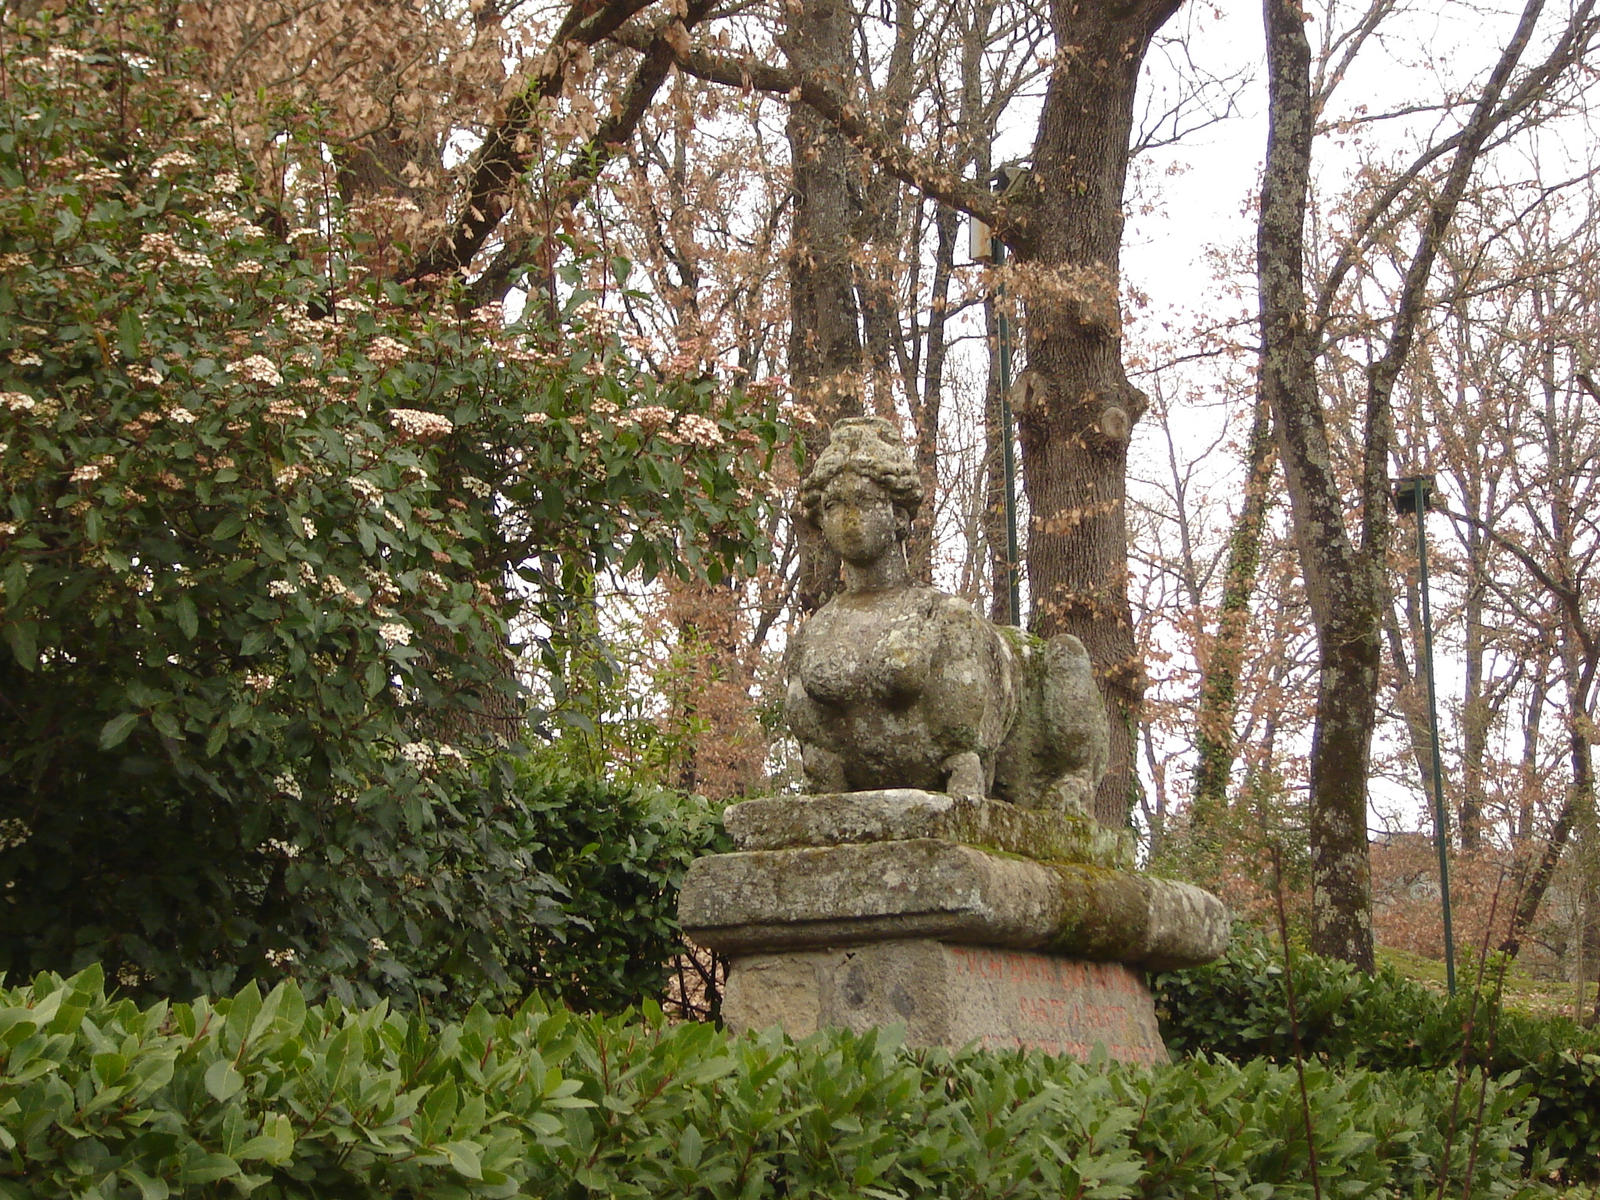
[[1153, 938, 1600, 1179], [500, 758, 728, 1014], [0, 967, 1558, 1199]]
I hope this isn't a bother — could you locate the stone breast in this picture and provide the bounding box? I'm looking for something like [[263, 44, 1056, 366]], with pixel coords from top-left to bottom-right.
[[795, 591, 937, 708]]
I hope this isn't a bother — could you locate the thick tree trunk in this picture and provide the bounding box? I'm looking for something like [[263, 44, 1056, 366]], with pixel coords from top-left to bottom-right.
[[783, 0, 865, 613], [1021, 0, 1179, 826]]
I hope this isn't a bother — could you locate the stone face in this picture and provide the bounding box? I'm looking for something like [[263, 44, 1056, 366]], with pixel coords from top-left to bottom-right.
[[678, 838, 1230, 970], [722, 940, 1169, 1064], [723, 789, 1135, 869], [784, 418, 1109, 812]]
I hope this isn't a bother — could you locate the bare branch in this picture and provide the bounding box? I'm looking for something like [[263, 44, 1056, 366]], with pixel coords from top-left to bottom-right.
[[626, 33, 1017, 238]]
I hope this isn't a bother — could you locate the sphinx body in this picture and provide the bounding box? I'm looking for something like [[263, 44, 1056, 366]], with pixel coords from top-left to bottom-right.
[[783, 418, 1109, 813]]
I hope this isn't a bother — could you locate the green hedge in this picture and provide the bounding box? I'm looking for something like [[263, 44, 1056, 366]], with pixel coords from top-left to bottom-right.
[[0, 967, 1558, 1198], [504, 759, 728, 1014], [1153, 939, 1600, 1180]]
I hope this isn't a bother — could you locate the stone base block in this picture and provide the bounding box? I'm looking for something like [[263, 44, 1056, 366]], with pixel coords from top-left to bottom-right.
[[723, 939, 1168, 1065]]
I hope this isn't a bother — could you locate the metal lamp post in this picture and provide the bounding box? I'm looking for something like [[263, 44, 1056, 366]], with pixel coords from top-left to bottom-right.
[[1392, 474, 1457, 995], [969, 167, 1027, 628]]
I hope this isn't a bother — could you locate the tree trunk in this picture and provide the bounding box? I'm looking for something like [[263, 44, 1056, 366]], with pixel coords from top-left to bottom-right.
[[783, 0, 865, 613], [1020, 0, 1180, 826], [907, 201, 960, 584], [1191, 392, 1277, 825], [1502, 719, 1590, 960], [1258, 0, 1378, 970]]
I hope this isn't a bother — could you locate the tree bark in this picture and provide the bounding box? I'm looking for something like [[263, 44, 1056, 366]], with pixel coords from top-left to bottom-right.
[[1258, 0, 1377, 970], [1019, 0, 1180, 826], [783, 0, 866, 613]]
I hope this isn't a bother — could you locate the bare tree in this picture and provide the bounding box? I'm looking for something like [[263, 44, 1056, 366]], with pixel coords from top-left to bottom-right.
[[1256, 0, 1596, 968]]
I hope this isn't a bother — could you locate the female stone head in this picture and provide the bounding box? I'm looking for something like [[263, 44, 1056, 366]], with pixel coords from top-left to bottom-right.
[[799, 417, 923, 545]]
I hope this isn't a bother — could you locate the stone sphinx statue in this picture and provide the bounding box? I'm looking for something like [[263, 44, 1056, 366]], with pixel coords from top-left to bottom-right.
[[784, 418, 1109, 813]]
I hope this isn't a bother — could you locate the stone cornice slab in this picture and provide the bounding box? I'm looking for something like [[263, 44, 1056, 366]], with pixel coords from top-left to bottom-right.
[[679, 838, 1229, 970]]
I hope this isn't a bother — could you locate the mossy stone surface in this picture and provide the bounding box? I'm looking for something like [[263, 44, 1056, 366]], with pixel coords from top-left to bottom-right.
[[725, 790, 1134, 869]]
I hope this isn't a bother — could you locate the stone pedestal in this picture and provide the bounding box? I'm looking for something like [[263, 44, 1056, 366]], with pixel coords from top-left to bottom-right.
[[679, 790, 1229, 1064]]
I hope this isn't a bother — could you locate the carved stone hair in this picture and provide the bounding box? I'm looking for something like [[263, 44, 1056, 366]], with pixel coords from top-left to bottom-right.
[[799, 417, 924, 528]]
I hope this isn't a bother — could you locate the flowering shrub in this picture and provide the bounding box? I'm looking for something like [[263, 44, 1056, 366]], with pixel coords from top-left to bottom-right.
[[0, 8, 778, 1006]]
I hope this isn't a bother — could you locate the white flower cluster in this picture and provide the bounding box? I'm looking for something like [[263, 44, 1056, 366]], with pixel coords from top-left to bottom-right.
[[673, 413, 725, 448], [226, 355, 282, 387], [268, 580, 295, 598], [399, 741, 435, 768], [264, 399, 307, 424], [1, 391, 36, 412], [244, 671, 276, 694], [348, 476, 383, 504], [0, 818, 32, 851], [461, 475, 492, 499], [126, 365, 162, 387], [75, 166, 123, 188], [265, 948, 298, 967], [262, 837, 301, 859], [369, 937, 388, 954], [631, 405, 672, 432], [389, 408, 453, 442], [572, 298, 615, 332], [378, 621, 413, 647], [10, 350, 42, 366], [278, 307, 332, 339], [138, 231, 211, 270], [364, 567, 399, 604], [199, 208, 265, 241], [399, 740, 466, 773], [271, 773, 302, 800], [162, 404, 197, 425], [70, 455, 114, 483], [366, 336, 409, 366], [149, 150, 198, 176]]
